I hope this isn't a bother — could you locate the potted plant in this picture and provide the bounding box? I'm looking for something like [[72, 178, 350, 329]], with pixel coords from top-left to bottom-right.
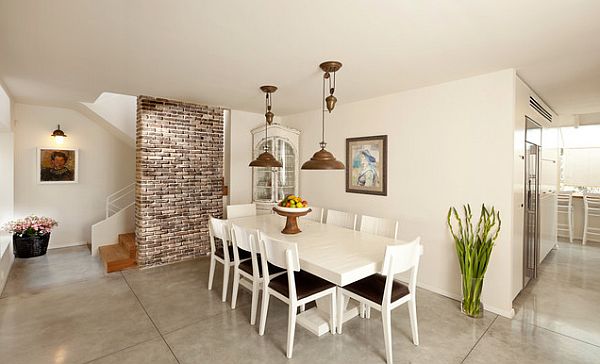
[[2, 215, 58, 258], [447, 204, 500, 318]]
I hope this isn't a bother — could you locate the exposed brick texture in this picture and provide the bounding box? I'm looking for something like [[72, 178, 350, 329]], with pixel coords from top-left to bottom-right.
[[136, 96, 223, 267]]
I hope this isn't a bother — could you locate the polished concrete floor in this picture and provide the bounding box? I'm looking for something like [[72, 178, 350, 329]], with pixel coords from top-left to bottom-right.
[[1, 242, 599, 363]]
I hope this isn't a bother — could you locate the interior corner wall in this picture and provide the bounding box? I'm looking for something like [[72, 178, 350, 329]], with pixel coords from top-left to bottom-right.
[[282, 69, 517, 317], [229, 110, 265, 206], [13, 103, 135, 248], [136, 96, 224, 267]]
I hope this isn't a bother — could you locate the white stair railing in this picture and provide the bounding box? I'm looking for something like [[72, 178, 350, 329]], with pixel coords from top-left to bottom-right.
[[106, 183, 135, 218]]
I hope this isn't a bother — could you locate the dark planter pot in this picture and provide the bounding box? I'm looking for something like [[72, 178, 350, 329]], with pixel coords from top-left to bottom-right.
[[13, 234, 51, 258]]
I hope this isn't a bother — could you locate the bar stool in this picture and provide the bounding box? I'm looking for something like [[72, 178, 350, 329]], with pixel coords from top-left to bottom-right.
[[557, 192, 574, 243], [583, 193, 600, 245]]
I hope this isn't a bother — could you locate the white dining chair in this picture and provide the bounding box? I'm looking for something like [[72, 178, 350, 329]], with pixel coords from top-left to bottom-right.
[[227, 203, 257, 219], [258, 232, 337, 359], [360, 215, 399, 239], [583, 193, 600, 245], [557, 192, 574, 243], [208, 216, 249, 302], [359, 215, 400, 319], [230, 223, 284, 324], [337, 237, 423, 364], [305, 206, 325, 223], [326, 209, 357, 230]]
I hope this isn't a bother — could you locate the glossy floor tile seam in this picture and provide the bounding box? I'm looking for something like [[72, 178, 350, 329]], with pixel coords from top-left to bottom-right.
[[512, 311, 600, 349], [79, 336, 163, 364], [121, 271, 183, 364], [460, 315, 498, 363]]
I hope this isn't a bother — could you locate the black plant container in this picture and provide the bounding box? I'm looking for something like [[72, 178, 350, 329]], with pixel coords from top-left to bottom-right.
[[13, 234, 50, 258]]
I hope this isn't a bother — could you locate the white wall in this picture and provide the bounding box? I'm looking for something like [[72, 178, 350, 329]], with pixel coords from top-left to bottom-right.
[[81, 92, 137, 142], [0, 84, 11, 131], [283, 69, 517, 317], [13, 103, 135, 248], [229, 110, 265, 205], [0, 84, 14, 293]]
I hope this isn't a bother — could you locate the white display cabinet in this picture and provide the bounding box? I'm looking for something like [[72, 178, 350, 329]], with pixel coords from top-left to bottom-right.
[[251, 124, 300, 215]]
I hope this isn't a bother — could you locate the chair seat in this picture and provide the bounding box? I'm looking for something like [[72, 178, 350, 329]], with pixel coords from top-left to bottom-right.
[[344, 274, 410, 304], [269, 270, 335, 300], [215, 245, 251, 261], [239, 255, 284, 277]]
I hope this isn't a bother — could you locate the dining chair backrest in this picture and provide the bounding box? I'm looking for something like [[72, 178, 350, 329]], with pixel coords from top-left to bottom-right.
[[258, 232, 300, 301], [209, 216, 231, 260], [227, 203, 257, 219], [305, 206, 325, 223], [380, 237, 423, 303], [326, 209, 357, 230], [259, 233, 300, 272], [231, 223, 260, 277], [360, 215, 399, 239]]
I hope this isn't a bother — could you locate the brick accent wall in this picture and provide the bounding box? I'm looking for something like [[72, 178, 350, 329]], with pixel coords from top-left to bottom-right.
[[136, 96, 224, 267]]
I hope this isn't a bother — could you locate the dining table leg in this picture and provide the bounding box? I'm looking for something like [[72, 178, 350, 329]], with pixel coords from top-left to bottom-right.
[[296, 290, 360, 336]]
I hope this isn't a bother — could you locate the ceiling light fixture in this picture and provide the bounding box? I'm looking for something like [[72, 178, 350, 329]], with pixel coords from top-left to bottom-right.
[[249, 86, 283, 168], [51, 124, 67, 144], [301, 61, 344, 170]]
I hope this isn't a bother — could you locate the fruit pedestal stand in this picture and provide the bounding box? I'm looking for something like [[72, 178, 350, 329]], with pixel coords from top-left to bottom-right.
[[273, 207, 312, 234]]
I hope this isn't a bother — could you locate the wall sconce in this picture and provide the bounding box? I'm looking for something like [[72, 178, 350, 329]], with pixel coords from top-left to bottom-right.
[[51, 124, 67, 144]]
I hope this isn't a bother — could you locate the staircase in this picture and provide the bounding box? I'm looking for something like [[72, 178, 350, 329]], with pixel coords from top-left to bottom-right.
[[98, 233, 136, 272]]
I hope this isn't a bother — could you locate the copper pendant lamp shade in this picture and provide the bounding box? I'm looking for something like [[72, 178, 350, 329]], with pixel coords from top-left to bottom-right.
[[301, 147, 344, 170], [249, 150, 283, 168], [250, 85, 282, 168], [301, 61, 344, 170]]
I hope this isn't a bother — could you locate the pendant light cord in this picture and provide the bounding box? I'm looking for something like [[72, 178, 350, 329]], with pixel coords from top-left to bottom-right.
[[264, 92, 269, 152], [321, 74, 326, 148]]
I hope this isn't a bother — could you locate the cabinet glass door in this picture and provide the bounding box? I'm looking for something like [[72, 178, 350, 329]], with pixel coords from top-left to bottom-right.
[[253, 137, 296, 203], [276, 138, 296, 201], [253, 139, 274, 202]]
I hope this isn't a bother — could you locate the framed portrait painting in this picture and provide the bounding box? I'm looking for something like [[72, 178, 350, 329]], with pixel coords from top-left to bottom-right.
[[346, 135, 387, 195], [37, 148, 79, 184]]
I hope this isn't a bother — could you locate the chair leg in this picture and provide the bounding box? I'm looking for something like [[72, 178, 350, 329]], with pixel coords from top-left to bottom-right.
[[231, 267, 240, 309], [259, 290, 270, 336], [286, 305, 297, 359], [583, 211, 589, 245], [208, 257, 216, 290], [569, 210, 574, 243], [250, 281, 259, 325], [299, 304, 306, 312], [222, 264, 230, 302], [382, 309, 393, 364], [360, 303, 365, 318], [337, 289, 344, 334], [408, 298, 419, 346], [366, 306, 371, 319], [329, 291, 337, 334]]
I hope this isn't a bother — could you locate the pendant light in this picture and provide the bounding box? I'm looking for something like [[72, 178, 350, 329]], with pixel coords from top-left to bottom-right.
[[249, 86, 283, 168], [301, 61, 344, 170]]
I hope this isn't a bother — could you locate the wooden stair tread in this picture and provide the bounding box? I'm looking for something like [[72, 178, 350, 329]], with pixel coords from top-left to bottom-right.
[[119, 233, 136, 257], [99, 243, 136, 273]]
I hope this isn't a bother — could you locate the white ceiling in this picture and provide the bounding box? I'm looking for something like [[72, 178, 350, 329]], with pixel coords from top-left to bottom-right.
[[1, 0, 599, 116]]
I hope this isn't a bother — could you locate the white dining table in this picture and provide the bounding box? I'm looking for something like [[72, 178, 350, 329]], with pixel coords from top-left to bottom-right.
[[228, 213, 407, 336]]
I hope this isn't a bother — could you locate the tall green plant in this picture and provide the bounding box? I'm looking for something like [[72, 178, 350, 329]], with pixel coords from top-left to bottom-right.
[[447, 204, 501, 317]]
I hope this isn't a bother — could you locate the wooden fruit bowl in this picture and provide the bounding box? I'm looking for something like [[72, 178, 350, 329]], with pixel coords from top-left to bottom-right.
[[273, 207, 312, 234]]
